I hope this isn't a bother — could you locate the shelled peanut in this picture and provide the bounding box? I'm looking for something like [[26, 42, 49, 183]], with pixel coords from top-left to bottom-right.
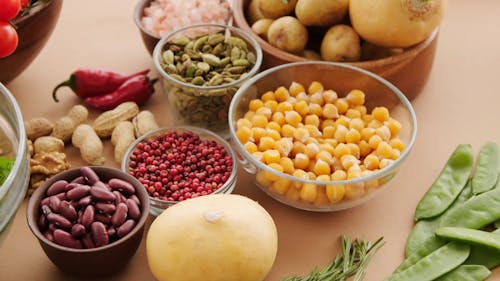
[[235, 81, 405, 206]]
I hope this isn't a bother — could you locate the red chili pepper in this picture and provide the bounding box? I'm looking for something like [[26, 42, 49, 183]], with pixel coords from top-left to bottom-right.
[[52, 68, 150, 102], [83, 75, 158, 111]]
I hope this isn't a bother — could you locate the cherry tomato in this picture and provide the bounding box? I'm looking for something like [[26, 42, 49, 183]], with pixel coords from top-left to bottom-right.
[[21, 0, 30, 9], [0, 21, 18, 58], [0, 0, 21, 22]]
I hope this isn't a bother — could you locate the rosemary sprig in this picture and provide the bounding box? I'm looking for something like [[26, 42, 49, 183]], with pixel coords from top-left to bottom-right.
[[281, 236, 385, 281]]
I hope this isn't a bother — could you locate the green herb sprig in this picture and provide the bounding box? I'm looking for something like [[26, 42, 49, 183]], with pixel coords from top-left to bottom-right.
[[281, 236, 385, 281], [0, 156, 15, 185]]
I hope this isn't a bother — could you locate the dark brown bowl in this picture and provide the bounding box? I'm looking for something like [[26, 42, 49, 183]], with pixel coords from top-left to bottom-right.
[[27, 166, 150, 277], [0, 0, 63, 84], [232, 0, 439, 100]]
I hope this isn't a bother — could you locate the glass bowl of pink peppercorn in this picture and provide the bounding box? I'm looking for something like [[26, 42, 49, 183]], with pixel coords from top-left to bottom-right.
[[121, 126, 237, 216]]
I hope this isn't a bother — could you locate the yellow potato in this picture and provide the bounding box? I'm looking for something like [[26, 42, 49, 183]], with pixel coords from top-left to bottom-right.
[[320, 24, 361, 62], [251, 18, 274, 40], [255, 0, 298, 19], [246, 0, 265, 24], [268, 16, 308, 53], [295, 0, 349, 26]]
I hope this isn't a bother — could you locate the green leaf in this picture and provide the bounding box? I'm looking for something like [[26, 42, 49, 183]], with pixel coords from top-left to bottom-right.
[[0, 156, 15, 185]]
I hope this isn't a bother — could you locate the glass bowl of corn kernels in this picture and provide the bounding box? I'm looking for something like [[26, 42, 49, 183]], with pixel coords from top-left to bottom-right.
[[228, 61, 417, 212]]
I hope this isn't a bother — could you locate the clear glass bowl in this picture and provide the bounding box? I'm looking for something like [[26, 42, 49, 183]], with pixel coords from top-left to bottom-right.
[[0, 83, 30, 244], [121, 126, 238, 216], [153, 23, 263, 139], [228, 62, 417, 212]]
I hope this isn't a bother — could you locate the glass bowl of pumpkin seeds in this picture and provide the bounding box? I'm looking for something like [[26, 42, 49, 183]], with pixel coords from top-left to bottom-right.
[[153, 23, 263, 138]]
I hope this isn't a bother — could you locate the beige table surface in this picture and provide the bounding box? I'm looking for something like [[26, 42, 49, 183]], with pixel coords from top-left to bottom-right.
[[1, 0, 499, 280]]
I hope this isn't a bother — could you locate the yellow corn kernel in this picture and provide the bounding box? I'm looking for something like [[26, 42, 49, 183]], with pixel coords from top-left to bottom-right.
[[346, 143, 360, 159], [322, 89, 338, 104], [313, 159, 331, 175], [353, 105, 367, 116], [251, 114, 268, 128], [266, 129, 281, 141], [335, 116, 350, 128], [293, 100, 309, 116], [389, 148, 401, 160], [332, 169, 347, 180], [285, 185, 301, 201], [376, 141, 393, 159], [285, 111, 302, 127], [326, 184, 345, 203], [387, 118, 402, 136], [276, 137, 293, 157], [333, 143, 350, 159], [322, 126, 336, 139], [318, 144, 335, 156], [268, 162, 284, 173], [379, 158, 394, 169], [263, 149, 281, 164], [362, 170, 379, 190], [322, 104, 339, 119], [272, 111, 286, 126], [293, 127, 310, 143], [256, 107, 272, 119], [316, 150, 334, 165], [345, 183, 365, 200], [236, 118, 252, 130], [274, 86, 290, 102], [347, 165, 362, 179], [256, 170, 273, 187], [266, 121, 281, 133], [307, 162, 316, 173], [244, 110, 255, 121], [300, 183, 318, 202], [308, 103, 323, 117], [264, 100, 279, 112], [252, 127, 266, 142], [359, 140, 371, 157], [295, 91, 310, 102], [341, 154, 359, 170], [292, 141, 306, 155], [334, 124, 348, 143], [363, 113, 374, 124], [360, 127, 376, 141], [345, 128, 361, 143], [261, 91, 275, 102], [281, 124, 295, 138], [304, 142, 320, 159], [252, 151, 264, 162], [244, 142, 258, 154], [309, 92, 324, 106], [316, 174, 331, 182], [349, 118, 365, 132], [236, 126, 253, 143], [367, 119, 382, 129], [308, 81, 324, 95], [346, 89, 365, 106], [376, 125, 391, 141], [372, 106, 390, 122], [334, 98, 349, 114], [363, 153, 380, 170], [368, 134, 383, 149], [248, 99, 264, 111], [292, 169, 309, 186], [259, 136, 277, 151], [304, 114, 320, 127], [304, 124, 322, 138], [324, 138, 338, 148], [390, 138, 405, 152], [273, 177, 291, 195], [314, 186, 329, 206], [279, 157, 295, 174], [276, 101, 293, 113], [289, 81, 306, 97], [294, 153, 310, 169], [345, 109, 361, 119]]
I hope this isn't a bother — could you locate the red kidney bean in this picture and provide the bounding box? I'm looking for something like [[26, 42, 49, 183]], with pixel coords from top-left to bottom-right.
[[126, 199, 141, 220], [93, 181, 109, 191], [91, 222, 109, 247], [113, 191, 126, 205], [70, 176, 86, 184], [94, 213, 111, 225], [109, 178, 135, 194], [53, 229, 83, 249], [47, 213, 72, 229], [43, 230, 54, 241], [107, 226, 116, 237], [90, 186, 116, 202], [48, 223, 57, 233], [95, 202, 116, 214], [69, 200, 79, 210], [78, 195, 92, 208], [46, 180, 69, 196], [111, 203, 128, 227], [71, 223, 86, 238], [40, 197, 50, 207], [64, 182, 79, 192], [41, 205, 52, 215], [81, 205, 95, 230], [59, 201, 78, 222], [48, 196, 61, 213], [128, 194, 141, 207], [81, 233, 95, 249], [117, 219, 136, 238], [38, 214, 48, 230], [80, 166, 100, 185], [66, 184, 91, 200]]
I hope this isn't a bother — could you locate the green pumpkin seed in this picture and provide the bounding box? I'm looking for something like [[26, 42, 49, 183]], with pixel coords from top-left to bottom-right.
[[162, 50, 175, 65], [230, 46, 241, 62], [207, 33, 225, 45], [232, 59, 250, 67], [225, 36, 248, 50], [193, 35, 208, 51], [202, 54, 222, 67], [172, 36, 190, 46]]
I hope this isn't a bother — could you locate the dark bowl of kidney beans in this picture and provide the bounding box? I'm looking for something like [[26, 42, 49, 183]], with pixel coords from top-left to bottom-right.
[[121, 126, 237, 216], [26, 166, 150, 277]]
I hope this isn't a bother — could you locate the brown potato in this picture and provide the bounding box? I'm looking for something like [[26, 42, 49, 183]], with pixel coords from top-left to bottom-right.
[[255, 0, 298, 19], [247, 0, 265, 24], [361, 42, 404, 60], [251, 19, 274, 40], [295, 0, 349, 26], [267, 16, 308, 53], [320, 24, 361, 62]]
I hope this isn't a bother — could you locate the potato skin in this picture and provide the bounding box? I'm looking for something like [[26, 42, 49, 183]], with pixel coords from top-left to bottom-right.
[[295, 0, 349, 26], [268, 16, 309, 53], [256, 0, 298, 19], [320, 24, 361, 62]]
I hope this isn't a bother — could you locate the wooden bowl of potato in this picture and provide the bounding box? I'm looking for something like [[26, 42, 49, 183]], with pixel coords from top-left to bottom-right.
[[232, 0, 441, 100]]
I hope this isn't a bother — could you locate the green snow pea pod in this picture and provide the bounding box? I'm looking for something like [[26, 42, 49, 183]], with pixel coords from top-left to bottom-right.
[[405, 184, 472, 257], [472, 141, 499, 195], [385, 242, 470, 281], [436, 227, 500, 251], [465, 228, 500, 269], [434, 265, 491, 281], [394, 235, 445, 273], [440, 181, 500, 229], [415, 144, 474, 221]]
